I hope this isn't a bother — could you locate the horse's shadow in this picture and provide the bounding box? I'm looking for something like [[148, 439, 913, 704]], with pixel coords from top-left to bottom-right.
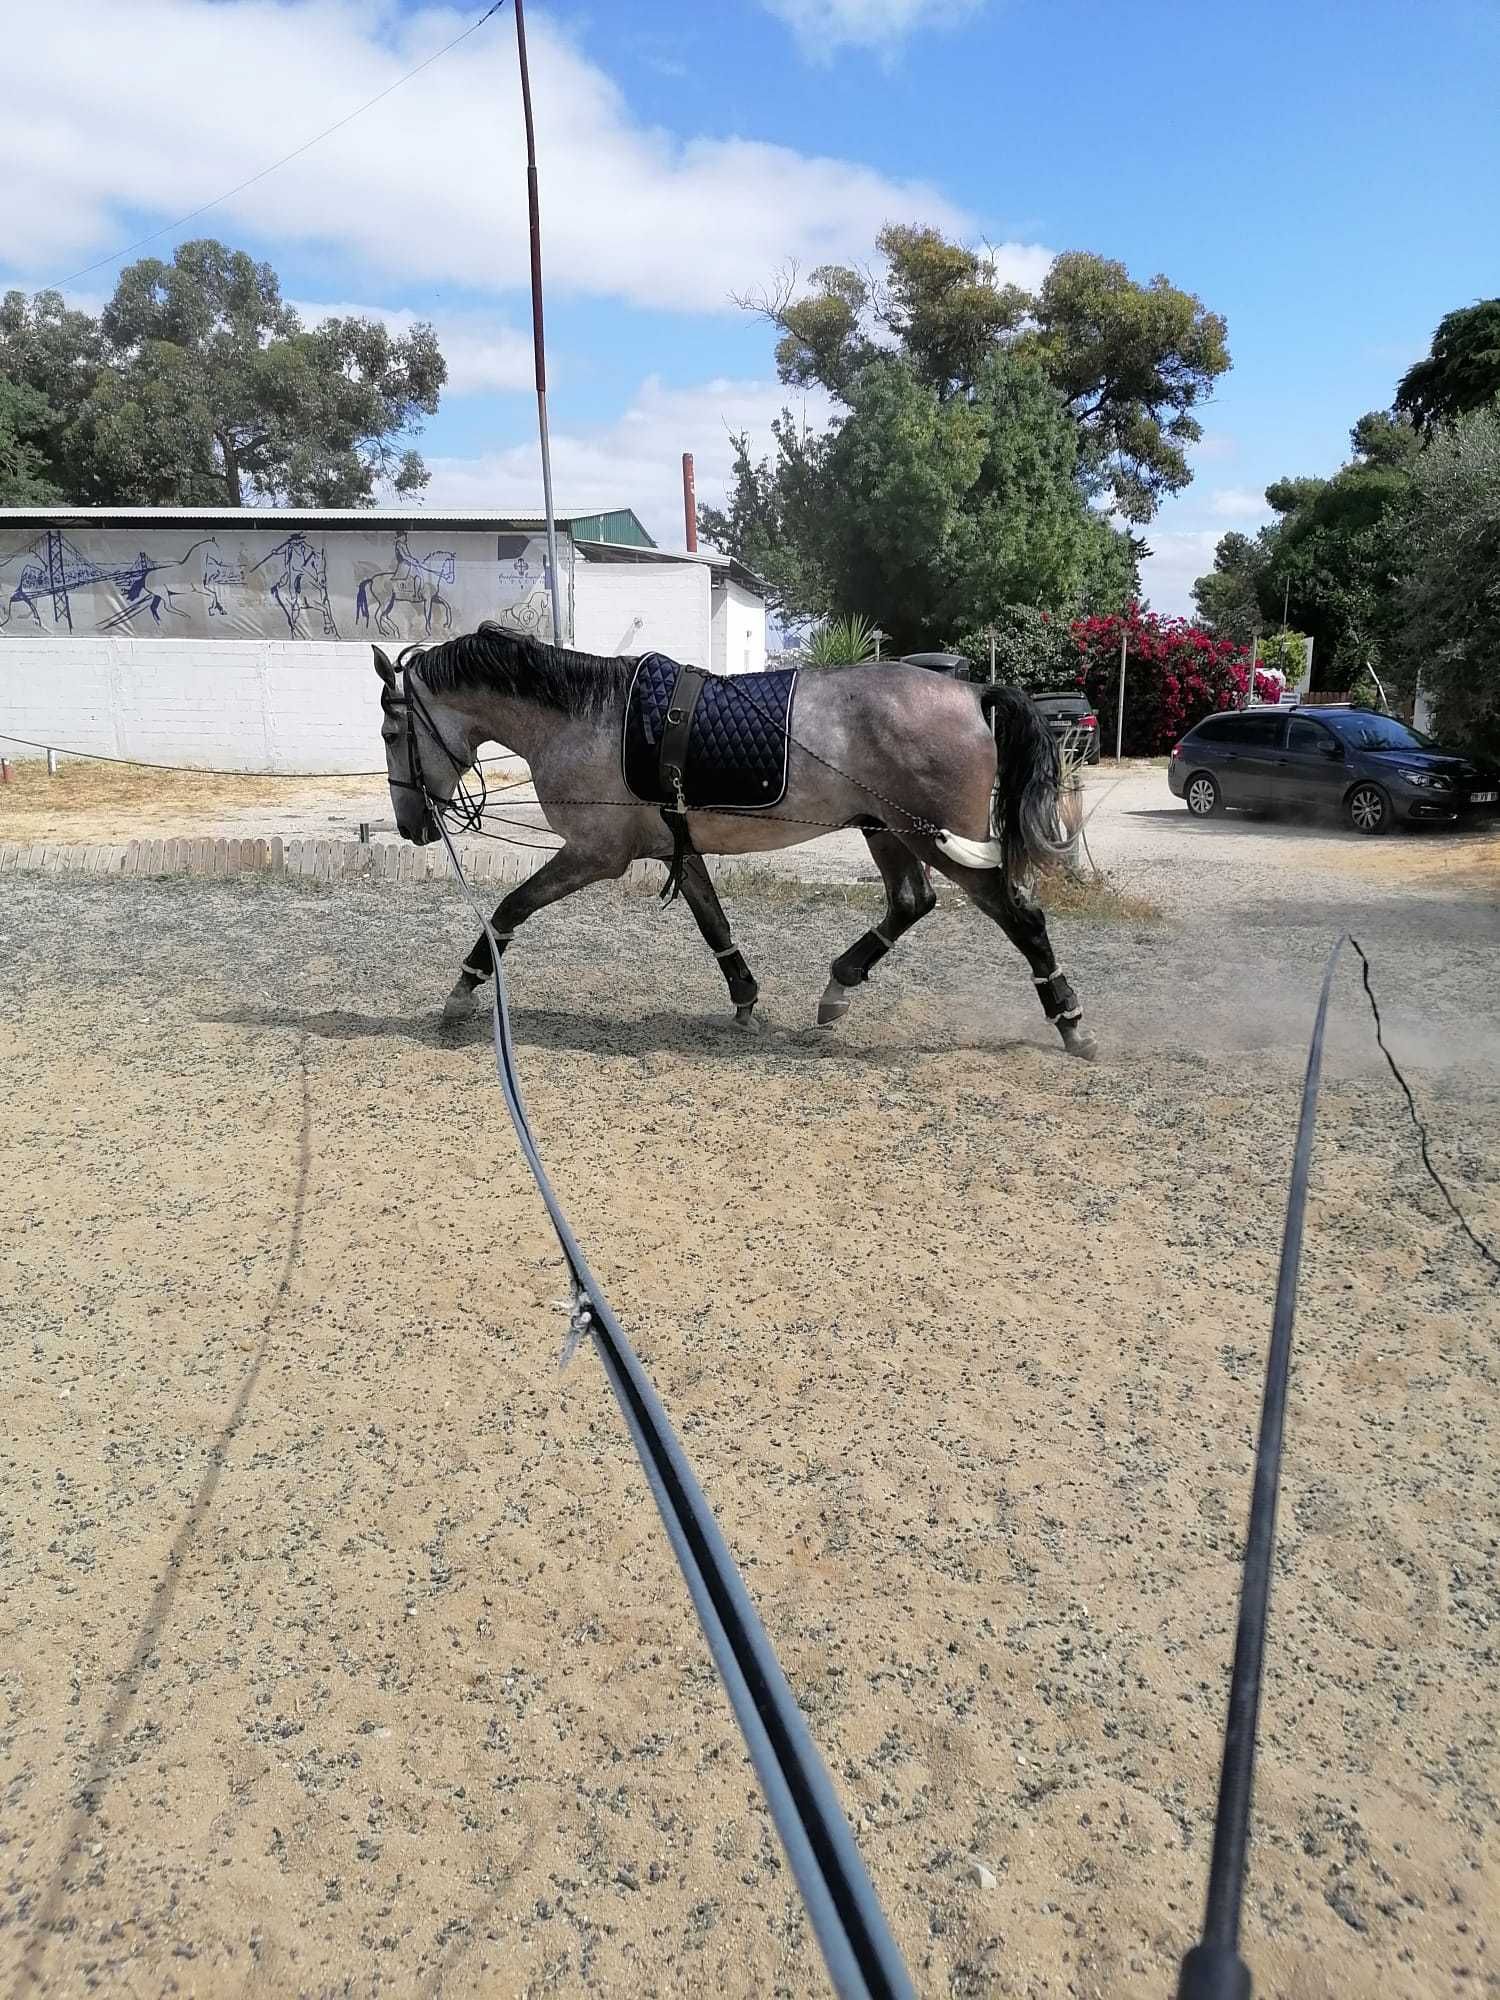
[[202, 1002, 1037, 1066]]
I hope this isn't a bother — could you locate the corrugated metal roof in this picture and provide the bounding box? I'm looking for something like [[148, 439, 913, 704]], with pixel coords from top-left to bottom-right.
[[577, 539, 768, 596]]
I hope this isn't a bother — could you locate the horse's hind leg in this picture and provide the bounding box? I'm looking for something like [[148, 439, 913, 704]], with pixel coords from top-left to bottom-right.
[[443, 842, 624, 1022], [817, 831, 937, 1027], [933, 857, 1095, 1059], [678, 854, 761, 1028]]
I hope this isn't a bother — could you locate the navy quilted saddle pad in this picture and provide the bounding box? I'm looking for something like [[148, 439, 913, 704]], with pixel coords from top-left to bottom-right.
[[622, 653, 799, 812]]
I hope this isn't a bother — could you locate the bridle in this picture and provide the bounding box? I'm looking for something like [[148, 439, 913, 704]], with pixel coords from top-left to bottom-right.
[[380, 655, 489, 835]]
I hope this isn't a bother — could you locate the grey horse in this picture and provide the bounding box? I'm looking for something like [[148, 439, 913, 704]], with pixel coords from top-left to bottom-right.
[[373, 625, 1095, 1057]]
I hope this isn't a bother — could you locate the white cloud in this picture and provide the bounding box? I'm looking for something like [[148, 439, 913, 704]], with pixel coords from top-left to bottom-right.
[[764, 0, 987, 55], [1192, 431, 1238, 463], [3, 0, 974, 312], [294, 300, 533, 396], [1208, 486, 1270, 521], [422, 375, 836, 550], [1136, 529, 1221, 619]]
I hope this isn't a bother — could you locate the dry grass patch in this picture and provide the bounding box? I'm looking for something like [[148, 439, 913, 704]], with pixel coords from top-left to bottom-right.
[[0, 755, 527, 841]]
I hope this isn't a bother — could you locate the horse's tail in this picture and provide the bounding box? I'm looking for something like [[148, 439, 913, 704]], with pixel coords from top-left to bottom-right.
[[978, 684, 1066, 882], [355, 579, 369, 624]]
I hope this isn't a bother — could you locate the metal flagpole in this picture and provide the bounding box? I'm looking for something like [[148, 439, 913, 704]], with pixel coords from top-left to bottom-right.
[[513, 0, 562, 648]]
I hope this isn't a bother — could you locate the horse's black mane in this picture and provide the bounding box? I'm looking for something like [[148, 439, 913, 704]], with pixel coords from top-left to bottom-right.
[[405, 623, 634, 718]]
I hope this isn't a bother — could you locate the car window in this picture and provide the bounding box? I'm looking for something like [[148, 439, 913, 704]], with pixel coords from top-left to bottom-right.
[[1191, 713, 1283, 746], [1238, 713, 1285, 747], [1287, 718, 1336, 753], [1325, 712, 1433, 752]]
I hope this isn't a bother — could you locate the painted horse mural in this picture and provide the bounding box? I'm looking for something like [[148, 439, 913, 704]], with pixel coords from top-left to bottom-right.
[[356, 535, 457, 639]]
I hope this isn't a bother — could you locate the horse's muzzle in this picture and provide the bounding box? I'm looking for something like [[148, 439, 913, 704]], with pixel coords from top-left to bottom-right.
[[398, 808, 438, 846]]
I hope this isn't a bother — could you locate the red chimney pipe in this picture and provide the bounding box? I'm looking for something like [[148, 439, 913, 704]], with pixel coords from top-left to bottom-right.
[[682, 452, 697, 552]]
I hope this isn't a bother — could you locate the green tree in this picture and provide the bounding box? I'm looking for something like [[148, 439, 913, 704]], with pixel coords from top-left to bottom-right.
[[1191, 529, 1268, 644], [1394, 299, 1500, 434], [951, 604, 1077, 691], [1349, 407, 1421, 471], [1017, 252, 1230, 521], [1193, 413, 1417, 690], [0, 240, 445, 507], [748, 227, 1229, 523], [697, 420, 830, 621], [1256, 420, 1413, 689], [0, 378, 62, 504], [714, 352, 1136, 655], [0, 288, 107, 499], [1397, 408, 1500, 757]]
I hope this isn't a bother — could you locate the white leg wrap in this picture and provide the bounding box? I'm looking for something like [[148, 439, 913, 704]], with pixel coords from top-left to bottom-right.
[[935, 829, 1004, 870]]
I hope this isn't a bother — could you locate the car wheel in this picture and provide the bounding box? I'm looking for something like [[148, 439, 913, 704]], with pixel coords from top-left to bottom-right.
[[1346, 782, 1391, 835], [1185, 772, 1221, 817]]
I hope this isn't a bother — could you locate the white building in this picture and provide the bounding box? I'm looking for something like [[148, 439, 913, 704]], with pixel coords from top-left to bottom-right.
[[573, 538, 767, 678], [0, 506, 767, 774]]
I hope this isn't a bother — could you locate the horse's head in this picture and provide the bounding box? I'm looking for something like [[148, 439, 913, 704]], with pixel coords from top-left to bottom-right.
[[373, 645, 475, 844]]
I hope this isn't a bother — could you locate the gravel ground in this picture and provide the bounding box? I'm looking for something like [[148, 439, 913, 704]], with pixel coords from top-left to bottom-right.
[[1077, 767, 1500, 919], [1, 857, 1497, 2000]]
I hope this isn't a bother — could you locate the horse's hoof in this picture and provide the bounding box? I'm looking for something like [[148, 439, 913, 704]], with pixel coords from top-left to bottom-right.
[[817, 981, 850, 1028], [1060, 1023, 1097, 1061], [733, 1005, 763, 1032], [442, 983, 478, 1024]]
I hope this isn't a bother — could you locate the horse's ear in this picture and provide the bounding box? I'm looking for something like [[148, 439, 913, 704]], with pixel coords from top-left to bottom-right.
[[372, 645, 396, 686]]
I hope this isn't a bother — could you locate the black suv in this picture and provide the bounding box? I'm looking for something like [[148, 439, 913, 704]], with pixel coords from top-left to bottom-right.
[[1031, 690, 1102, 764], [1168, 706, 1500, 833], [900, 652, 973, 680]]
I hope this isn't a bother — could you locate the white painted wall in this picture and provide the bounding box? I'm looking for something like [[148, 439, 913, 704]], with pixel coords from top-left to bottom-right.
[[711, 577, 767, 677], [0, 637, 385, 773], [572, 560, 712, 667], [723, 579, 764, 677]]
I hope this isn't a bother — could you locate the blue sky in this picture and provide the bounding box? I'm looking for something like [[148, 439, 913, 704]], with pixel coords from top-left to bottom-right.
[[5, 0, 1498, 613]]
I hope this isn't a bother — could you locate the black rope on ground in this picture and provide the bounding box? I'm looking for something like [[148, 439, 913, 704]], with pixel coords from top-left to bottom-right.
[[1177, 934, 1346, 2000], [1348, 936, 1500, 1276], [1179, 932, 1498, 2000]]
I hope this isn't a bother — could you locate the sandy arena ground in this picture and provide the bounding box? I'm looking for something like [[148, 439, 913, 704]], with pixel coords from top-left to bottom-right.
[[1, 819, 1497, 1998]]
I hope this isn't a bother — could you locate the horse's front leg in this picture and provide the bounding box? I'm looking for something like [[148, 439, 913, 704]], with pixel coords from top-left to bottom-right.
[[443, 842, 625, 1022], [677, 854, 761, 1028]]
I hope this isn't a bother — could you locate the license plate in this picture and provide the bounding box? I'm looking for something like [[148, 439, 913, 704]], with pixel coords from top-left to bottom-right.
[[1472, 790, 1498, 803]]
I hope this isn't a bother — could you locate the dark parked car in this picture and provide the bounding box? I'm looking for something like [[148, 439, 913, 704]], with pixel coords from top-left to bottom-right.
[[1168, 705, 1500, 834], [900, 651, 973, 680], [1031, 689, 1102, 764]]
